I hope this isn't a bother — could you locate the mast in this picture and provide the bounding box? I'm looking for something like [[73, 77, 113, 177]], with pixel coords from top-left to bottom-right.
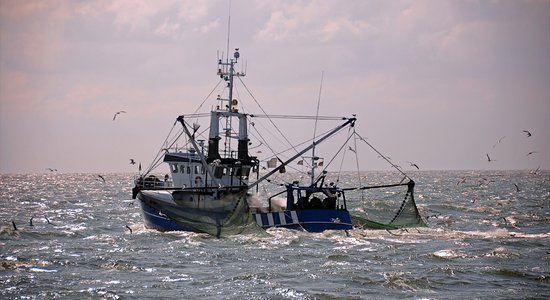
[[217, 48, 243, 107], [211, 48, 247, 161], [311, 71, 324, 185]]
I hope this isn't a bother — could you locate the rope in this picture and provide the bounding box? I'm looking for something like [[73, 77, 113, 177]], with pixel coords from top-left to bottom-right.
[[143, 122, 180, 175], [352, 129, 365, 201], [237, 76, 308, 159], [354, 132, 411, 181], [142, 77, 224, 176], [250, 114, 345, 120], [318, 130, 354, 183], [192, 79, 224, 124]]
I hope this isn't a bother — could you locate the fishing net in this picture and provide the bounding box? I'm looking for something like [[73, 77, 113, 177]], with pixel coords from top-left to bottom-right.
[[350, 181, 427, 230], [142, 190, 265, 237]]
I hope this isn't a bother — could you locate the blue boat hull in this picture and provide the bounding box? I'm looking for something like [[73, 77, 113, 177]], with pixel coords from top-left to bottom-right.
[[139, 200, 191, 232], [253, 209, 353, 232], [139, 196, 352, 233]]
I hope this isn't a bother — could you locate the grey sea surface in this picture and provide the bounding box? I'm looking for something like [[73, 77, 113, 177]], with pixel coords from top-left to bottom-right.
[[1, 171, 549, 299]]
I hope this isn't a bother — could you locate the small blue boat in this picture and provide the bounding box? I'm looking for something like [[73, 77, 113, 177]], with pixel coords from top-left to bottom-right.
[[252, 177, 353, 232]]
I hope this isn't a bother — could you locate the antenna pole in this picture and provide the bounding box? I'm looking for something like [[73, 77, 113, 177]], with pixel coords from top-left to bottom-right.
[[226, 0, 232, 60], [311, 71, 324, 185]]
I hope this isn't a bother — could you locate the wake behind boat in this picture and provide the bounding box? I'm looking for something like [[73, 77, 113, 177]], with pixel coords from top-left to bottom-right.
[[131, 47, 426, 237]]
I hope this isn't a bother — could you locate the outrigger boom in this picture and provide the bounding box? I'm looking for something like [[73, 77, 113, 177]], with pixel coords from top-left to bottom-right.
[[248, 117, 356, 190]]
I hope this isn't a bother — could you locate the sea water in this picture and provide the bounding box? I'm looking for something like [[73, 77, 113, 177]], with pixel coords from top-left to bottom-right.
[[0, 171, 548, 299]]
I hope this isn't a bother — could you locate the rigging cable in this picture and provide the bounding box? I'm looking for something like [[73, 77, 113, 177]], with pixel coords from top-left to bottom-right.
[[249, 114, 344, 120], [352, 128, 365, 201], [144, 42, 224, 175], [237, 76, 307, 162], [192, 79, 224, 124], [354, 131, 411, 181], [318, 128, 355, 184], [253, 124, 344, 170], [143, 122, 180, 175]]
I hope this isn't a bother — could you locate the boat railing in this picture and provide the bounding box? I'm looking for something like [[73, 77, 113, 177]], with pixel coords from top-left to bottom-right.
[[133, 175, 173, 189]]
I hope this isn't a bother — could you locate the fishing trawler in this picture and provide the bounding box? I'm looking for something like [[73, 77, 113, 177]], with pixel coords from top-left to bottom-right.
[[131, 48, 261, 237], [131, 47, 425, 236]]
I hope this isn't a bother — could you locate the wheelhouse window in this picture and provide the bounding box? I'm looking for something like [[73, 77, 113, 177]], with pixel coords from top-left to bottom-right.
[[171, 164, 178, 173], [234, 166, 251, 177]]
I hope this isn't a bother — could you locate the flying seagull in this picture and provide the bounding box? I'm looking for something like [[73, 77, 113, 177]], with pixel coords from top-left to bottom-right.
[[348, 146, 356, 153], [130, 159, 136, 165], [523, 130, 532, 137], [526, 151, 537, 156], [113, 111, 126, 121], [46, 168, 57, 172], [513, 183, 520, 192], [486, 153, 494, 162], [492, 136, 506, 148], [126, 225, 133, 234], [407, 161, 420, 169], [97, 174, 106, 182]]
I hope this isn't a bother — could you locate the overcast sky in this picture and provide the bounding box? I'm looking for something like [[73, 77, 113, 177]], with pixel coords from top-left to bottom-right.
[[1, 0, 549, 174]]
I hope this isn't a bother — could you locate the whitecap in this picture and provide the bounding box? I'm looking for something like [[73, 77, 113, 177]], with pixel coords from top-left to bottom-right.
[[510, 232, 550, 239], [275, 288, 305, 298], [322, 260, 351, 267], [432, 249, 468, 259], [29, 267, 57, 273], [161, 275, 191, 282]]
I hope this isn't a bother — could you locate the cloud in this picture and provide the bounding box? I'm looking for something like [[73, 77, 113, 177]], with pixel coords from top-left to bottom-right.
[[80, 0, 219, 39], [1, 1, 549, 172], [436, 21, 495, 64], [0, 0, 71, 70], [154, 17, 219, 39], [254, 2, 330, 42], [176, 0, 209, 23], [0, 70, 41, 113], [105, 0, 174, 31], [154, 18, 181, 37], [320, 18, 372, 42]]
